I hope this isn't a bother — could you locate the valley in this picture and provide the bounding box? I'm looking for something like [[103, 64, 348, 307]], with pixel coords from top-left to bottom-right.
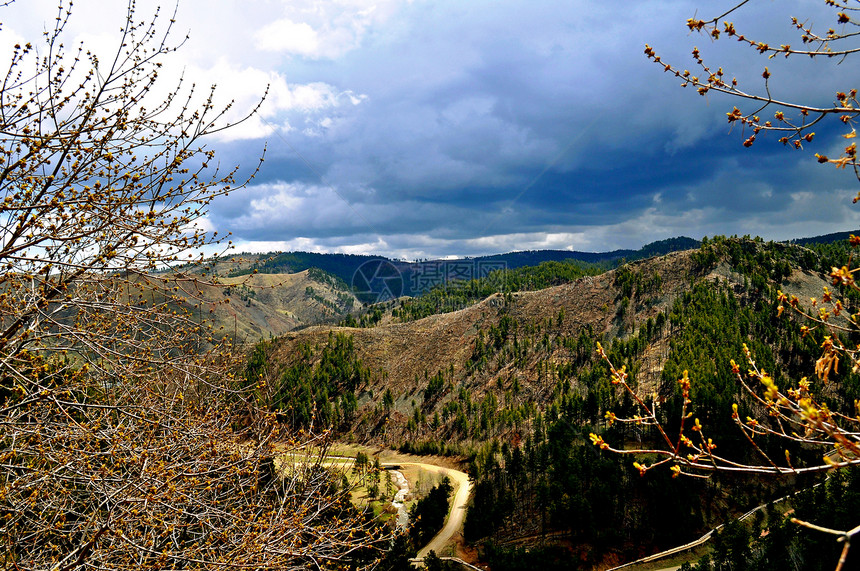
[[236, 235, 860, 570]]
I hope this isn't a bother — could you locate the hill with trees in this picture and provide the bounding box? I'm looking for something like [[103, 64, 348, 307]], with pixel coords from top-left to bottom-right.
[[244, 234, 860, 568]]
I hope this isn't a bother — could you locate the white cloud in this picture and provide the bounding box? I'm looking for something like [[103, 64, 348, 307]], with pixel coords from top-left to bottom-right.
[[143, 58, 365, 141], [224, 181, 372, 236], [255, 19, 321, 56], [253, 0, 405, 59]]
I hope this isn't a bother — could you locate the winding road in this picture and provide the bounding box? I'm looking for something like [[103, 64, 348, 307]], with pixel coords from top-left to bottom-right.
[[381, 461, 472, 559], [314, 453, 473, 561]]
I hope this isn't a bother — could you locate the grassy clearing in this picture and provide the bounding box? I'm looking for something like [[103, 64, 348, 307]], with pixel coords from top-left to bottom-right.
[[278, 442, 462, 529], [277, 444, 403, 523]]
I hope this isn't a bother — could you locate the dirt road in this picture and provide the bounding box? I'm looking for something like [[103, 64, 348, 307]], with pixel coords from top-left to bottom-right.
[[387, 462, 471, 559], [320, 446, 473, 561]]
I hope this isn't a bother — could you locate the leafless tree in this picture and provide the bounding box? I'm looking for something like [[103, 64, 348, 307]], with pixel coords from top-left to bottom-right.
[[0, 2, 389, 569], [599, 2, 860, 569]]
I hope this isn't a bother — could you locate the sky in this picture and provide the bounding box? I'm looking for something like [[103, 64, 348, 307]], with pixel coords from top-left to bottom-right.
[[4, 0, 860, 260]]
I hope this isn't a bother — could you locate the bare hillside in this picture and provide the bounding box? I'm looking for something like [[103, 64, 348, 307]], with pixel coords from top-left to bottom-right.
[[261, 247, 832, 445], [161, 269, 359, 343]]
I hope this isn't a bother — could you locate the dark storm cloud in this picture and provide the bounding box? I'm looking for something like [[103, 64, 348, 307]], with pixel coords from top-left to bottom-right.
[[193, 0, 860, 258], [9, 0, 860, 261]]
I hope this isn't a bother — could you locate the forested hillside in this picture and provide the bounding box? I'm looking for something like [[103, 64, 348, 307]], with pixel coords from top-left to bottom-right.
[[243, 236, 860, 567]]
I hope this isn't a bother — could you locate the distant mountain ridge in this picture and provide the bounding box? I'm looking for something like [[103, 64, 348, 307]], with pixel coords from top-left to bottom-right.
[[471, 236, 701, 268], [180, 231, 858, 340], [789, 229, 860, 246], [228, 236, 703, 296]]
